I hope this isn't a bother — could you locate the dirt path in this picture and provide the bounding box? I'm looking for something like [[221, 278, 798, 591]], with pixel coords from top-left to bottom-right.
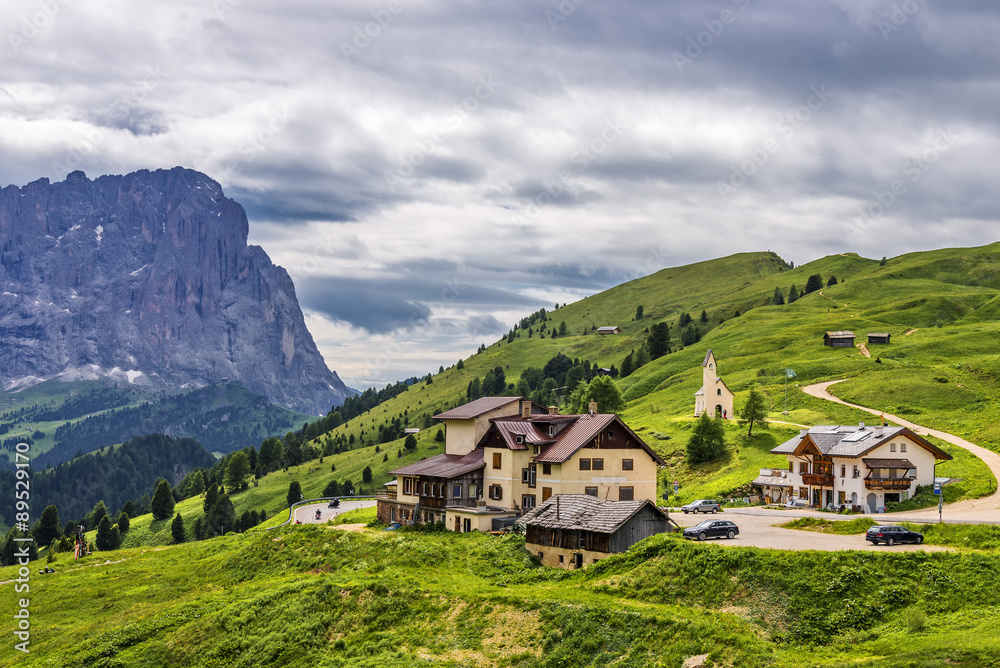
[[856, 341, 871, 358], [904, 328, 918, 336], [803, 380, 1000, 520], [818, 290, 849, 308]]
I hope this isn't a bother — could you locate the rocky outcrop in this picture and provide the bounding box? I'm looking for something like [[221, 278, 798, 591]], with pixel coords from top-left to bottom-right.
[[0, 167, 350, 415]]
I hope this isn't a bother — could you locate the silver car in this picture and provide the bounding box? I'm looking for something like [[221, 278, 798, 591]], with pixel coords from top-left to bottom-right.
[[681, 499, 721, 514]]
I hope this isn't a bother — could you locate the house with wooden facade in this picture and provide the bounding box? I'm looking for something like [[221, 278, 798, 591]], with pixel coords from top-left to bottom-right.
[[756, 423, 951, 512], [824, 331, 855, 347], [694, 350, 735, 418], [521, 494, 670, 568], [376, 396, 666, 532], [867, 332, 891, 345], [597, 326, 621, 335]]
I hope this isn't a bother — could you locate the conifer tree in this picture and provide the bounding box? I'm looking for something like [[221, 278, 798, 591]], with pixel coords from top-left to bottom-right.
[[172, 512, 186, 543], [739, 386, 770, 438], [116, 511, 130, 534], [686, 413, 727, 465], [772, 287, 785, 305], [287, 481, 303, 508], [788, 284, 799, 303], [151, 480, 175, 520], [95, 516, 114, 551], [34, 505, 62, 550]]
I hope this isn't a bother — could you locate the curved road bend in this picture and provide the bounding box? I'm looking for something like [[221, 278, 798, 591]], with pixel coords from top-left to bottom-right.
[[802, 380, 1000, 521], [293, 499, 377, 525]]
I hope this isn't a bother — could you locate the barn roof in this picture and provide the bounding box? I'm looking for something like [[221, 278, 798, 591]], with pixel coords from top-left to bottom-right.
[[825, 330, 856, 338], [519, 494, 666, 533], [433, 396, 533, 420], [389, 450, 484, 478]]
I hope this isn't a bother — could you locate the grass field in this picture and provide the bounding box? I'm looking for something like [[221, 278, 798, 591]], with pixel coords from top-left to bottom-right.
[[5, 524, 1000, 667]]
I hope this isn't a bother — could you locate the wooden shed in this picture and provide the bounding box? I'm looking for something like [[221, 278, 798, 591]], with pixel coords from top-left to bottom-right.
[[597, 326, 622, 335], [520, 495, 670, 569], [824, 331, 855, 348], [867, 332, 891, 345]]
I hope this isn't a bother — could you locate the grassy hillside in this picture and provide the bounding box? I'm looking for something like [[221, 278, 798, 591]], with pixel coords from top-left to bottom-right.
[[4, 523, 1000, 667], [305, 244, 1000, 506]]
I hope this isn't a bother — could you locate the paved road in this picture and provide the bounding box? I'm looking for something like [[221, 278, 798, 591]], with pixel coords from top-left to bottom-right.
[[803, 380, 1000, 522], [292, 499, 376, 525], [672, 509, 950, 552]]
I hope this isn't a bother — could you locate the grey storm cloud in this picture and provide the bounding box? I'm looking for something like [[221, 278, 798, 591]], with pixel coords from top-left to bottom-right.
[[466, 314, 508, 337], [3, 0, 1000, 386]]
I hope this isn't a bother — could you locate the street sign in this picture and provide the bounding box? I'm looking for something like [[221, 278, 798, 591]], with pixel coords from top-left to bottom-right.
[[933, 482, 941, 495]]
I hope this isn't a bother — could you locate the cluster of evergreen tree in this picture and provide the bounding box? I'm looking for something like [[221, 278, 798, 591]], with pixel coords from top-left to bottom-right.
[[0, 434, 215, 530], [621, 317, 683, 378], [466, 366, 508, 401], [773, 274, 833, 306]]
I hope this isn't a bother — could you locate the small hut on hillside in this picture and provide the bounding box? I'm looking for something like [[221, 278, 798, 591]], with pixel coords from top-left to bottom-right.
[[824, 331, 855, 348]]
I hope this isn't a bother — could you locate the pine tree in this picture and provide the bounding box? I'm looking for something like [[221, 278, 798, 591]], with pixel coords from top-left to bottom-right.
[[87, 501, 108, 531], [171, 513, 186, 543], [150, 480, 175, 520], [203, 483, 219, 514], [323, 480, 340, 497], [287, 481, 303, 508], [116, 511, 130, 534], [686, 413, 727, 465], [95, 516, 114, 551], [585, 376, 626, 413], [682, 323, 699, 346], [827, 275, 838, 286], [772, 287, 785, 305], [34, 505, 62, 550], [109, 525, 121, 550], [805, 274, 823, 294], [363, 466, 373, 483], [405, 434, 418, 450], [788, 284, 799, 303], [122, 500, 137, 518], [225, 451, 250, 489], [700, 310, 708, 323], [647, 322, 671, 359], [635, 305, 644, 320]]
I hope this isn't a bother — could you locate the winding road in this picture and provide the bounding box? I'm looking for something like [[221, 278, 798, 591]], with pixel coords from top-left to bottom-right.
[[802, 380, 1000, 521]]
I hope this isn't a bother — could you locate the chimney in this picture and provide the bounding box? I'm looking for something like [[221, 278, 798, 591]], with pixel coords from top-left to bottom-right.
[[859, 421, 865, 429], [556, 495, 560, 520], [588, 400, 598, 415], [548, 405, 558, 415], [522, 403, 531, 418]]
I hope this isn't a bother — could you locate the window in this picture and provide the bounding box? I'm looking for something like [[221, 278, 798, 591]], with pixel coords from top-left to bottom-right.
[[533, 445, 540, 454], [838, 491, 846, 505], [618, 486, 634, 501], [890, 443, 896, 452], [542, 487, 552, 502], [463, 519, 471, 533], [841, 465, 846, 478], [607, 430, 615, 440], [558, 555, 564, 564], [717, 388, 722, 395], [853, 466, 860, 479], [488, 485, 503, 500], [515, 435, 524, 444], [390, 507, 396, 522], [788, 461, 794, 472], [579, 532, 586, 548], [579, 458, 592, 471], [493, 453, 502, 469], [403, 478, 412, 495], [469, 484, 477, 499], [900, 442, 907, 453], [548, 425, 555, 436], [529, 463, 536, 488], [799, 488, 808, 499], [421, 482, 428, 496], [799, 462, 809, 474], [542, 463, 551, 475], [453, 483, 462, 498], [622, 458, 633, 471], [522, 468, 530, 484], [522, 495, 536, 510], [592, 458, 604, 471], [584, 486, 598, 497]]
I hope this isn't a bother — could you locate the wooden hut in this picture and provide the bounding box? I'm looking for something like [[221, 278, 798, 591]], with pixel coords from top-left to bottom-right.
[[867, 332, 891, 345], [824, 331, 855, 348]]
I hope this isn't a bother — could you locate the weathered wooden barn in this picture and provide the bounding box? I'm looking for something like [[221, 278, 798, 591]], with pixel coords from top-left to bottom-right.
[[824, 331, 855, 347], [867, 332, 891, 345], [520, 494, 671, 569]]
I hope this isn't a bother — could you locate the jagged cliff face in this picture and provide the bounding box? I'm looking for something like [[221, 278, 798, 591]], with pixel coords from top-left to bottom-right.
[[0, 167, 350, 415]]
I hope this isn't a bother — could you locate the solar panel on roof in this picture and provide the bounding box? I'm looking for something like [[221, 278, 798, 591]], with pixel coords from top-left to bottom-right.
[[841, 430, 869, 442]]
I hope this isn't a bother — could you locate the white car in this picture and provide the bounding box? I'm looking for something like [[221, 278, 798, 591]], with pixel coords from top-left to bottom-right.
[[681, 499, 721, 514]]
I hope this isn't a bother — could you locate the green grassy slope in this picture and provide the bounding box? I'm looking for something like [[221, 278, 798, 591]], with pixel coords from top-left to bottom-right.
[[4, 525, 1000, 667], [310, 244, 1000, 506]]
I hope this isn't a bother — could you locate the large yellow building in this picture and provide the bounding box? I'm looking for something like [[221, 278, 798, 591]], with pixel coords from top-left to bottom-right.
[[377, 396, 666, 532]]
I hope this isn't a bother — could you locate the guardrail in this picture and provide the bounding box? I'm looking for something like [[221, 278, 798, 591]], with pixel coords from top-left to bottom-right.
[[269, 496, 377, 529]]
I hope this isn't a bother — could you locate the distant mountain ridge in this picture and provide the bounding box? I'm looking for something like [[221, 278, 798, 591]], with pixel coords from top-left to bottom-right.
[[0, 167, 350, 415]]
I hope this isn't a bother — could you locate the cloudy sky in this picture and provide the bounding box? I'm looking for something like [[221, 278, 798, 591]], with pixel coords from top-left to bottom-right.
[[2, 0, 998, 389]]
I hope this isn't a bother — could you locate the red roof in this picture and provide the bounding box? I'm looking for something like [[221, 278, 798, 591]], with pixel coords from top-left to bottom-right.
[[481, 413, 666, 466], [389, 450, 484, 478]]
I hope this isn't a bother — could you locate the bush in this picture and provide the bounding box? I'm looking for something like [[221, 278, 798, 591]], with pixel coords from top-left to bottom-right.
[[905, 607, 928, 633]]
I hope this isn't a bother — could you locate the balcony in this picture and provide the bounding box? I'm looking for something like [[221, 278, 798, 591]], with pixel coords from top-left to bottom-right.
[[864, 477, 914, 490], [377, 489, 397, 500], [801, 473, 834, 487]]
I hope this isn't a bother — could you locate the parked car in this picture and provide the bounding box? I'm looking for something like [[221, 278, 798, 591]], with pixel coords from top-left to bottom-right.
[[683, 519, 739, 541], [865, 525, 924, 546], [681, 499, 721, 514]]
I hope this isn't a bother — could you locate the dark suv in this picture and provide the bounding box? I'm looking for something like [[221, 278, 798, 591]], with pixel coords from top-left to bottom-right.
[[683, 519, 739, 541], [865, 525, 923, 546]]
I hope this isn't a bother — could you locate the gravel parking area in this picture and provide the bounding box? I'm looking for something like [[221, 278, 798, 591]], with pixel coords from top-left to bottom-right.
[[672, 508, 952, 552]]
